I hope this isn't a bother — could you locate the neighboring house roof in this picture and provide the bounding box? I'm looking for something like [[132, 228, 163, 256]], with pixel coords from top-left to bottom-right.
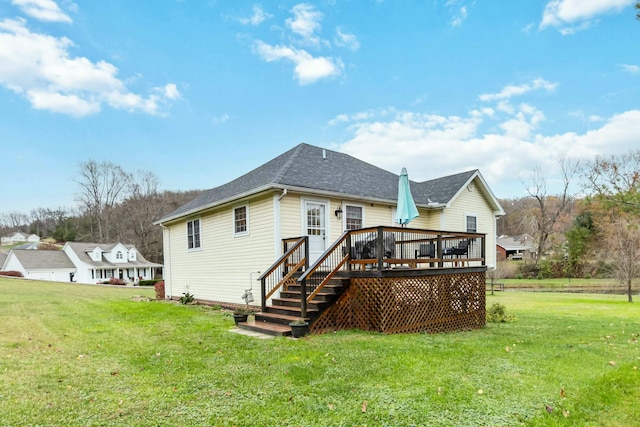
[[65, 242, 163, 268], [0, 252, 7, 268], [158, 143, 504, 224], [13, 242, 41, 250], [496, 235, 535, 251], [9, 250, 75, 270]]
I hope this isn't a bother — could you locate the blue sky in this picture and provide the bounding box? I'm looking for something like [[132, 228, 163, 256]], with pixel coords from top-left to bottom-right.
[[1, 0, 639, 215]]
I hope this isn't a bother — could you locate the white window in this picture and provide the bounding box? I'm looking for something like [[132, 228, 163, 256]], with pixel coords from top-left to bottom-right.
[[234, 206, 248, 235], [187, 218, 201, 250], [465, 214, 477, 233], [345, 205, 363, 230], [116, 251, 123, 260]]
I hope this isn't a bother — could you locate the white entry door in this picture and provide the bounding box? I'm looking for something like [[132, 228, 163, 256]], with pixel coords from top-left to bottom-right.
[[305, 201, 328, 264]]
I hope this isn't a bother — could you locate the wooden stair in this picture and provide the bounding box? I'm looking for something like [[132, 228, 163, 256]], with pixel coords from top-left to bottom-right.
[[237, 276, 350, 336]]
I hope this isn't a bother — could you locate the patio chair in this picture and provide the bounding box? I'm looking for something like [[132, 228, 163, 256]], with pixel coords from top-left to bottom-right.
[[413, 242, 436, 268], [442, 239, 470, 266], [415, 243, 435, 259]]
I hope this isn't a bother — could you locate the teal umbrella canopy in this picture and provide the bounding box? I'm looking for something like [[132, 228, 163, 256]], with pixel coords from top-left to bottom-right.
[[396, 167, 419, 225]]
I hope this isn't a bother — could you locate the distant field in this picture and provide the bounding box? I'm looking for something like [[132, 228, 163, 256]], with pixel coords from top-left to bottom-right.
[[491, 278, 639, 294], [1, 277, 639, 426]]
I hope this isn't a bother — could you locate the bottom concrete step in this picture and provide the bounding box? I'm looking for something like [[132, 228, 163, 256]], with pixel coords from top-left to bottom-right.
[[237, 320, 291, 337]]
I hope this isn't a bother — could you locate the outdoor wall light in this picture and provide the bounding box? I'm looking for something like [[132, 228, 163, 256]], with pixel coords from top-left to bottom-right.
[[334, 206, 343, 219]]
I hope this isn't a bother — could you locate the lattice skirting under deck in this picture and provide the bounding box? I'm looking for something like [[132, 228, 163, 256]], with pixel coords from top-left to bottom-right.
[[311, 271, 486, 334]]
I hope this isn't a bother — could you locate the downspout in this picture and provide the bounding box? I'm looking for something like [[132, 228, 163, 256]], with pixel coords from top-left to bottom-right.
[[275, 189, 287, 255], [159, 223, 172, 300]]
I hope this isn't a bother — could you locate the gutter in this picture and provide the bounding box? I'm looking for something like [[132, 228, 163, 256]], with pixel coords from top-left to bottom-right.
[[155, 184, 445, 226]]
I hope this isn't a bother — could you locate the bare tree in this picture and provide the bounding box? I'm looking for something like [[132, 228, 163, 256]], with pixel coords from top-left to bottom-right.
[[114, 170, 164, 261], [604, 219, 640, 302], [75, 160, 131, 242], [523, 158, 579, 264], [0, 211, 29, 229]]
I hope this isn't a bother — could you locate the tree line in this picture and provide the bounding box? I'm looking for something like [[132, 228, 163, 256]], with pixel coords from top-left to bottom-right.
[[496, 150, 640, 302], [2, 150, 639, 300], [0, 160, 200, 264]]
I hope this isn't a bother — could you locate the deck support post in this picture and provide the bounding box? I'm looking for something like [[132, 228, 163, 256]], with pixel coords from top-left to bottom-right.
[[377, 226, 384, 271], [301, 237, 309, 318]]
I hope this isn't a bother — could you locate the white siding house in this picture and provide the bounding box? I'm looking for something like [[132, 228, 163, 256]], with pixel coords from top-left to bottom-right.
[[63, 242, 162, 284], [2, 250, 76, 282], [0, 242, 162, 285], [156, 143, 504, 306]]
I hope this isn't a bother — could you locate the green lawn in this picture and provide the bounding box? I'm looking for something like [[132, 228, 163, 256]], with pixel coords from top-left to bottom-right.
[[1, 278, 638, 426]]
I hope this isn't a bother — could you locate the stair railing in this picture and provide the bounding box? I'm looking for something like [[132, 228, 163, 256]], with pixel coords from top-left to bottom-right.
[[297, 231, 350, 318], [258, 236, 308, 312]]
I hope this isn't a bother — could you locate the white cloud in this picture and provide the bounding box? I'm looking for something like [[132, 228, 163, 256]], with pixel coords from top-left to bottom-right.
[[451, 6, 468, 27], [334, 27, 360, 51], [247, 3, 355, 85], [540, 0, 632, 33], [286, 3, 323, 46], [0, 18, 179, 117], [12, 0, 72, 23], [479, 78, 558, 102], [239, 5, 272, 26], [212, 113, 230, 125], [620, 63, 640, 74], [333, 93, 640, 198], [27, 90, 99, 116], [253, 40, 342, 85], [162, 83, 181, 100]]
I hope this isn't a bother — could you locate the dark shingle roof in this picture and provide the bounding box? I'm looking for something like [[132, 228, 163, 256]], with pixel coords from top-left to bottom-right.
[[11, 250, 75, 269], [158, 143, 487, 223]]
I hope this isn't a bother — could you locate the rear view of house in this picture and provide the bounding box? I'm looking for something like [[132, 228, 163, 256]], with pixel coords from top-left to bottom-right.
[[156, 143, 504, 311]]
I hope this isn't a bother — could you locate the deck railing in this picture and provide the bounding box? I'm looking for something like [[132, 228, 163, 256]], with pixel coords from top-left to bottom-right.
[[258, 227, 486, 318], [296, 226, 486, 317], [258, 236, 308, 311]]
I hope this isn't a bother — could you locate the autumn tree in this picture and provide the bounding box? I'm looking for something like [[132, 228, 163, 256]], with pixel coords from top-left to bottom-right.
[[523, 158, 579, 265], [582, 150, 640, 301], [583, 150, 640, 214]]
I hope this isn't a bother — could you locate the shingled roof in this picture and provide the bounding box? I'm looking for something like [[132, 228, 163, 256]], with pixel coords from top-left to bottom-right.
[[65, 242, 162, 268], [158, 143, 500, 224], [9, 250, 75, 269]]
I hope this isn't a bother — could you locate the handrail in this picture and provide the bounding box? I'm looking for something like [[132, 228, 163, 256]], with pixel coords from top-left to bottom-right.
[[259, 236, 307, 311], [297, 231, 350, 317]]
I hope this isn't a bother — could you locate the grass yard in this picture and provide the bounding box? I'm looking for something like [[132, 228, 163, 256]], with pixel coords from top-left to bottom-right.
[[1, 278, 638, 426]]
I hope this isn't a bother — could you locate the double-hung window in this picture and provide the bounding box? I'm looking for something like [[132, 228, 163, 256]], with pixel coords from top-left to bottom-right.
[[465, 214, 477, 233], [234, 206, 248, 235], [187, 218, 201, 250], [345, 205, 363, 230]]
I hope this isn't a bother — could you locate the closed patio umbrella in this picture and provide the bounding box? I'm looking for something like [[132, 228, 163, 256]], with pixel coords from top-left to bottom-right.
[[396, 167, 419, 226]]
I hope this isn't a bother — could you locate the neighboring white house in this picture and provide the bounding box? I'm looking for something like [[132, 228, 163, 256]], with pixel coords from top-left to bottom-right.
[[63, 242, 162, 284], [0, 242, 162, 284], [2, 249, 76, 282], [155, 143, 505, 306], [1, 232, 39, 245]]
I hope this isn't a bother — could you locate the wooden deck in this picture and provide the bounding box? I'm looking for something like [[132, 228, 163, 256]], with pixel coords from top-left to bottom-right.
[[238, 227, 488, 337]]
